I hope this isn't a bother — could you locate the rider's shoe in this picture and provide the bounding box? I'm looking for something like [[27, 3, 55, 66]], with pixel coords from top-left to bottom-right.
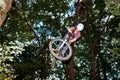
[[56, 48, 60, 54], [56, 48, 63, 57]]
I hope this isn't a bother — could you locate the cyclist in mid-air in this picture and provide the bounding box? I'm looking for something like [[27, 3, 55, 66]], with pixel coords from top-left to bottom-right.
[[56, 23, 84, 56], [50, 23, 84, 66]]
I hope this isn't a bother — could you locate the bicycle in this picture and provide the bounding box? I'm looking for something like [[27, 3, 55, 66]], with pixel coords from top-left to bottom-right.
[[49, 32, 73, 61]]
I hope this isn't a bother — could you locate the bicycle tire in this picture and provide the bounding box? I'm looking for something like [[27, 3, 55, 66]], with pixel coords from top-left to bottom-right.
[[49, 39, 72, 61]]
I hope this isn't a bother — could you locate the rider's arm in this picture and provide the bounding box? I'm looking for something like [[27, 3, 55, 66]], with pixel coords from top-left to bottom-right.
[[69, 38, 77, 43], [69, 31, 81, 43], [67, 27, 75, 33]]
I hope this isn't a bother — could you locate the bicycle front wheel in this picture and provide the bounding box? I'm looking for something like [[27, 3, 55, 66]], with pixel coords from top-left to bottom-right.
[[49, 39, 72, 61]]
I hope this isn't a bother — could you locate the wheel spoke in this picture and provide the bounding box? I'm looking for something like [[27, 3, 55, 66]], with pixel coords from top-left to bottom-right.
[[52, 42, 58, 47], [52, 48, 59, 55]]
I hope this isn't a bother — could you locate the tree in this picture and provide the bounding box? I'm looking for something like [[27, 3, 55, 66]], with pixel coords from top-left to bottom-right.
[[0, 41, 25, 80], [0, 0, 120, 80], [0, 0, 13, 27]]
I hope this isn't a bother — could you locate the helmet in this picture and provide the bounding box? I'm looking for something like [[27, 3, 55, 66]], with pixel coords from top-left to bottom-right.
[[77, 23, 84, 31]]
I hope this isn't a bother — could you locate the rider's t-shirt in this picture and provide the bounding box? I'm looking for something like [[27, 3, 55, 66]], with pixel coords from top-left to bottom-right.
[[74, 31, 81, 39], [69, 27, 81, 42]]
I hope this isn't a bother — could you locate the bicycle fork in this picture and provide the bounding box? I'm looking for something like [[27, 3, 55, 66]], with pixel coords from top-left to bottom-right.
[[58, 40, 66, 50]]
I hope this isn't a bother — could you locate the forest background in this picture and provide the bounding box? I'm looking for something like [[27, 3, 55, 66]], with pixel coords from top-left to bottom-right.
[[0, 0, 120, 80]]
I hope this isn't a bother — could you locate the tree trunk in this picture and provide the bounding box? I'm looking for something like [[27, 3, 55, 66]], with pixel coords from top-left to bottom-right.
[[86, 13, 97, 80], [0, 0, 13, 27], [65, 51, 74, 80], [65, 0, 81, 80]]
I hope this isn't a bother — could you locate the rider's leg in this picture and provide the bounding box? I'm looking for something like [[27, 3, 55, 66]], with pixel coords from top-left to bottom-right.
[[55, 40, 63, 54], [58, 33, 71, 57], [55, 42, 62, 54], [56, 32, 70, 55]]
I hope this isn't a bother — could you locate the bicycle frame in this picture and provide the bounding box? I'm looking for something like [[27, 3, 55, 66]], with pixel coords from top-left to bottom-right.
[[57, 37, 68, 50]]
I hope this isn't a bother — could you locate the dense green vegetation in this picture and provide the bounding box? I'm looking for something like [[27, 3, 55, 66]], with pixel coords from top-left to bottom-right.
[[0, 0, 120, 80]]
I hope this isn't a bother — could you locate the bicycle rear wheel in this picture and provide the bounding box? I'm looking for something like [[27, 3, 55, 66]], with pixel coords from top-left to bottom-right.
[[49, 39, 72, 61]]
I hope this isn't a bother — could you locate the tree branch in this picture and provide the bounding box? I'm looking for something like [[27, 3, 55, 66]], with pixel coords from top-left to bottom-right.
[[27, 22, 40, 47]]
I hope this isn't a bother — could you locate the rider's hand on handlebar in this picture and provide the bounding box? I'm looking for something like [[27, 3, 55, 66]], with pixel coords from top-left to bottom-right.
[[67, 27, 72, 33]]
